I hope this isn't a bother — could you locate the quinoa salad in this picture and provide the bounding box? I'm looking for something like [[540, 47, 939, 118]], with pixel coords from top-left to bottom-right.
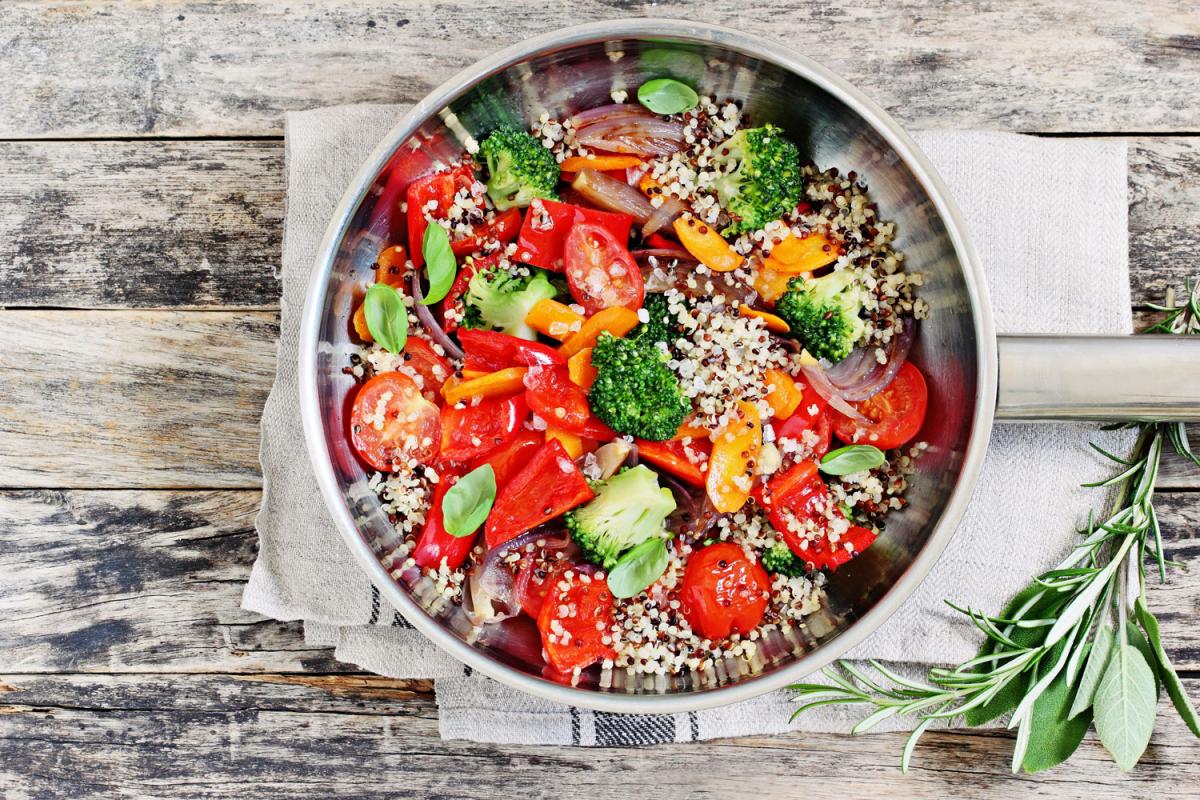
[[343, 77, 929, 684]]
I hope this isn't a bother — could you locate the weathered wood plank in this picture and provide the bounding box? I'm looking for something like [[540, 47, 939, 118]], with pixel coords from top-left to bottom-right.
[[0, 310, 275, 488], [0, 673, 1197, 798], [0, 140, 284, 309], [2, 488, 1196, 674], [1, 1, 1197, 138], [0, 137, 1196, 309], [0, 489, 345, 673]]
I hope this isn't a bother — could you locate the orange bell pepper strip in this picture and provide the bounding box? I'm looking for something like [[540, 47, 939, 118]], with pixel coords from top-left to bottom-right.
[[766, 231, 840, 274], [525, 298, 586, 341], [558, 306, 640, 359], [567, 347, 597, 391], [560, 154, 644, 173], [739, 304, 790, 333], [764, 368, 803, 420], [442, 366, 528, 405], [673, 215, 743, 273], [706, 400, 762, 513], [352, 302, 373, 342], [671, 418, 711, 441], [375, 245, 408, 287], [545, 425, 596, 460]]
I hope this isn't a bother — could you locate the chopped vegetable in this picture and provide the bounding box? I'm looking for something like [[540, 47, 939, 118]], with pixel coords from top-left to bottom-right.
[[461, 264, 559, 340], [523, 364, 615, 439], [774, 270, 868, 362], [635, 437, 709, 487], [588, 333, 689, 441], [406, 164, 476, 268], [457, 328, 563, 372], [538, 571, 616, 672], [524, 297, 585, 340], [515, 199, 633, 272], [413, 469, 477, 571], [706, 400, 761, 513], [441, 366, 527, 405], [709, 124, 803, 237], [557, 306, 640, 359], [760, 540, 807, 578], [738, 303, 790, 333], [765, 231, 841, 274], [559, 154, 644, 173], [479, 126, 559, 210], [764, 368, 803, 419], [485, 438, 595, 548], [566, 347, 597, 390], [680, 542, 770, 640], [565, 465, 676, 569], [673, 215, 743, 272]]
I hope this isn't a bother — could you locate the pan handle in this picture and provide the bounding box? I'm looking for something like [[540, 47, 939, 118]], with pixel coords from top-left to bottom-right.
[[995, 335, 1200, 422]]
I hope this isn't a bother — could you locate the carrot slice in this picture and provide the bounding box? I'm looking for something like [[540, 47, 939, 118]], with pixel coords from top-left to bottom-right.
[[567, 347, 597, 391], [560, 155, 644, 173], [749, 261, 799, 305], [764, 368, 803, 420], [526, 298, 586, 341], [353, 302, 373, 342], [442, 366, 528, 405], [706, 400, 762, 513], [375, 245, 409, 287], [558, 306, 640, 359], [739, 304, 790, 333], [673, 215, 743, 272], [767, 232, 840, 274], [671, 419, 711, 441]]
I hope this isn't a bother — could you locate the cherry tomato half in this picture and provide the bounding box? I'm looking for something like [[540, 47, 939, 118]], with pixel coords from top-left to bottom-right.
[[563, 221, 644, 315], [680, 542, 770, 641], [832, 361, 928, 450], [401, 336, 453, 403], [349, 372, 441, 471], [537, 570, 617, 673]]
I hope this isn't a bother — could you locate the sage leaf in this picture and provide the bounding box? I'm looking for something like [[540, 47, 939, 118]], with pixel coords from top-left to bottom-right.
[[1134, 596, 1200, 736], [441, 464, 496, 537], [607, 537, 669, 599], [964, 584, 1055, 726], [819, 445, 886, 476], [1093, 639, 1158, 771], [363, 283, 409, 353], [1126, 621, 1160, 696], [420, 222, 456, 305], [637, 78, 699, 115], [1069, 624, 1114, 719], [1021, 641, 1092, 773]]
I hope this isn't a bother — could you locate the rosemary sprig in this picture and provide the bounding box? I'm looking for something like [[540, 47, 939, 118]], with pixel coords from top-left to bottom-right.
[[790, 280, 1200, 773]]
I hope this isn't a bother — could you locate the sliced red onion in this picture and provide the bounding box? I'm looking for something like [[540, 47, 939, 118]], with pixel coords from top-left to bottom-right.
[[572, 169, 655, 223], [827, 322, 916, 401], [641, 193, 687, 236], [409, 268, 464, 361], [801, 361, 873, 426], [660, 471, 699, 522], [569, 103, 653, 128], [575, 116, 686, 157]]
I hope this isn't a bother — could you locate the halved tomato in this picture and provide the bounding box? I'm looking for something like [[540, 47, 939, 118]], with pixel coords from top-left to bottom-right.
[[832, 361, 928, 450], [563, 221, 644, 314], [537, 569, 617, 673], [680, 542, 770, 641], [349, 373, 441, 471], [401, 336, 453, 402]]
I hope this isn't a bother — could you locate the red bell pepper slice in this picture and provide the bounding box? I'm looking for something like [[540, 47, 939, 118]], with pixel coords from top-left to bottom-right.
[[636, 438, 710, 487], [514, 199, 633, 272], [523, 365, 615, 440], [644, 232, 678, 250], [485, 439, 595, 548], [775, 384, 833, 459], [470, 430, 543, 488], [441, 253, 502, 333], [753, 460, 876, 571], [439, 394, 528, 464], [406, 163, 476, 268], [412, 470, 477, 571], [458, 328, 565, 372], [449, 207, 523, 257]]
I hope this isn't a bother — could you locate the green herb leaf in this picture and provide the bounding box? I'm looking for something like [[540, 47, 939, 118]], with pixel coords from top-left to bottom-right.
[[1021, 641, 1092, 773], [1069, 625, 1114, 719], [637, 78, 699, 115], [1093, 637, 1158, 771], [819, 445, 886, 476], [441, 464, 496, 537], [420, 222, 456, 305], [1134, 596, 1200, 736], [607, 537, 669, 599], [963, 584, 1056, 726], [363, 283, 409, 353]]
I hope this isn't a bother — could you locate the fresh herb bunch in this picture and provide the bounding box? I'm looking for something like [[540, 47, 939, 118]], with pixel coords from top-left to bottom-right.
[[789, 281, 1200, 773]]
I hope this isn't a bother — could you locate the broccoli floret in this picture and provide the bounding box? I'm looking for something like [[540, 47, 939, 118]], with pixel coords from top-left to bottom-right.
[[710, 124, 803, 237], [628, 293, 676, 349], [462, 265, 558, 340], [761, 541, 808, 578], [566, 465, 677, 569], [588, 333, 689, 441], [774, 270, 867, 362], [479, 126, 559, 210]]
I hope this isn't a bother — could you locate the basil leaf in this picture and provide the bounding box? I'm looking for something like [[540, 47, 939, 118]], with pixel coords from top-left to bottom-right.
[[1134, 596, 1200, 735], [607, 538, 669, 599], [819, 445, 886, 476], [420, 222, 456, 305], [637, 78, 699, 115], [441, 464, 496, 537], [363, 283, 409, 353], [1093, 635, 1158, 771]]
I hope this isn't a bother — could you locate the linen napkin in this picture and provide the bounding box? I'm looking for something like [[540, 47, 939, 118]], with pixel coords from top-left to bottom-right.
[[243, 104, 1134, 745]]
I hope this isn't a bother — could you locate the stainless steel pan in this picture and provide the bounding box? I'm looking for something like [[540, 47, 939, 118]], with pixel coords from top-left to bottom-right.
[[299, 19, 1200, 713]]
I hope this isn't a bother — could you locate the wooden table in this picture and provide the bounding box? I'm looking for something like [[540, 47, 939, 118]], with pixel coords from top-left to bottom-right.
[[1, 2, 1197, 796]]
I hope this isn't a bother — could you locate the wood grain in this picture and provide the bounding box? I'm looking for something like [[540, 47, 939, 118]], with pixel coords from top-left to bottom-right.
[[1, 137, 1197, 309], [2, 488, 1196, 674], [0, 672, 1197, 798], [1, 1, 1197, 139], [0, 310, 275, 488]]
